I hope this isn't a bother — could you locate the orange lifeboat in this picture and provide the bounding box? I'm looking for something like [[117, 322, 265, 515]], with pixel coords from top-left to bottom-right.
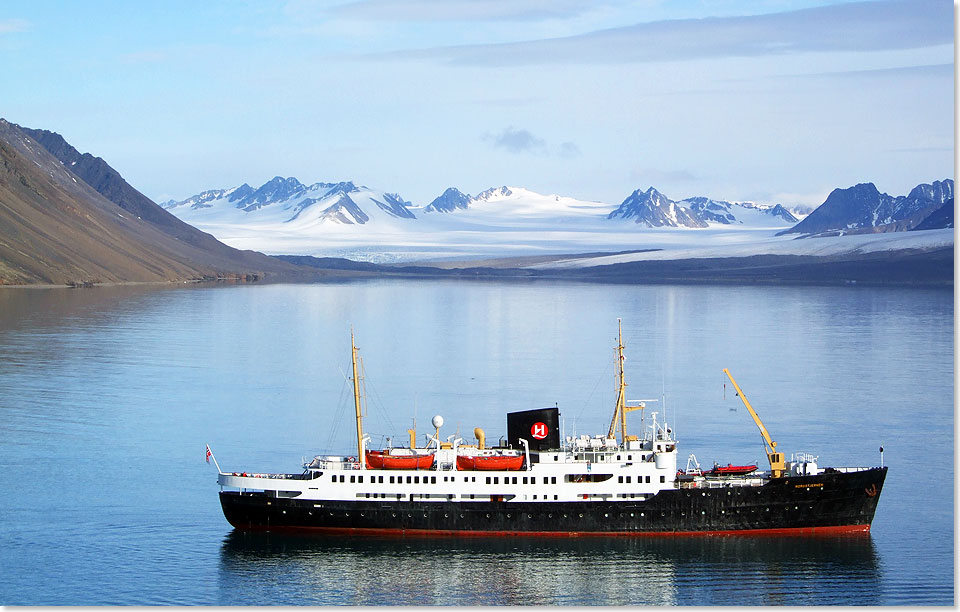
[[706, 464, 758, 476], [456, 453, 524, 471], [365, 450, 435, 470]]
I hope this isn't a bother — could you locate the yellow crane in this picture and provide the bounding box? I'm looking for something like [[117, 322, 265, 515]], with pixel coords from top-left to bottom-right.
[[723, 368, 785, 478]]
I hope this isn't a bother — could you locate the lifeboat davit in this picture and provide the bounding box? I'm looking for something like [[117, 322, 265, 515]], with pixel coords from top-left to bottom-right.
[[456, 453, 525, 471], [365, 450, 435, 470]]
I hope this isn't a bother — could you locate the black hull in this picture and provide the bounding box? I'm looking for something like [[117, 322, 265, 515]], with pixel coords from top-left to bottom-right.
[[220, 467, 886, 536]]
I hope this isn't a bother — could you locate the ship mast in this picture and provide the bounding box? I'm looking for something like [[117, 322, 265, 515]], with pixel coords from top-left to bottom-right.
[[607, 319, 628, 443], [351, 329, 365, 464]]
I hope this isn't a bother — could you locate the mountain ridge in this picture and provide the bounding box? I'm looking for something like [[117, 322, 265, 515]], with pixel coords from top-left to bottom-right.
[[778, 179, 953, 236], [0, 121, 308, 284]]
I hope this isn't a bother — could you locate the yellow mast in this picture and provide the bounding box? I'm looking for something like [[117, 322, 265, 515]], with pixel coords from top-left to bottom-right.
[[351, 330, 364, 463], [607, 319, 628, 442], [723, 368, 785, 478]]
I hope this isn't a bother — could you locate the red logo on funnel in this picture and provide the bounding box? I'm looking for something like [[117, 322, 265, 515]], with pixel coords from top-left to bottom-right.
[[531, 422, 549, 440]]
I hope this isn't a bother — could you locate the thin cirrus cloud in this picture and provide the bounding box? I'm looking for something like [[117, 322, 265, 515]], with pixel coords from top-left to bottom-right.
[[326, 0, 617, 22], [374, 0, 951, 66], [0, 19, 29, 34]]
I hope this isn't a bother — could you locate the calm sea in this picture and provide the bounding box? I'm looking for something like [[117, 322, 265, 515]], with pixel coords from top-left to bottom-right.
[[0, 280, 952, 606]]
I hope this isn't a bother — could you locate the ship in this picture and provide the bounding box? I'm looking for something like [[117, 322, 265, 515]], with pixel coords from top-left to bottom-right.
[[214, 323, 887, 536]]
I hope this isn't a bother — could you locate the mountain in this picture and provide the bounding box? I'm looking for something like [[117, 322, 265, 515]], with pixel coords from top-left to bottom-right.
[[912, 198, 954, 231], [163, 178, 416, 226], [0, 120, 305, 284], [423, 187, 471, 212], [607, 187, 799, 228], [778, 179, 953, 236]]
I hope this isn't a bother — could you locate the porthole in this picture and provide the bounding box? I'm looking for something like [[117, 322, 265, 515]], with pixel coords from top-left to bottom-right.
[[579, 513, 583, 518], [391, 513, 396, 517], [444, 513, 448, 518], [604, 513, 609, 518], [701, 492, 706, 497], [460, 514, 464, 518], [507, 513, 512, 518], [528, 514, 533, 519], [486, 513, 491, 518], [548, 513, 553, 518], [282, 510, 286, 514], [360, 513, 364, 517]]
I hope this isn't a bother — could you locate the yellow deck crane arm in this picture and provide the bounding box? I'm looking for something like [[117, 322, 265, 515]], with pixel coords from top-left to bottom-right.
[[723, 368, 786, 478]]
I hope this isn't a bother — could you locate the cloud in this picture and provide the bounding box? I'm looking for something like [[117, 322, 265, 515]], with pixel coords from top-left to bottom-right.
[[0, 19, 29, 34], [326, 0, 618, 22], [484, 126, 547, 153], [483, 127, 583, 159], [557, 141, 581, 158], [374, 0, 950, 66]]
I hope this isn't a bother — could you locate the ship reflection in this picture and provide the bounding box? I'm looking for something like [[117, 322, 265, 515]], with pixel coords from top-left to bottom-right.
[[217, 531, 880, 606]]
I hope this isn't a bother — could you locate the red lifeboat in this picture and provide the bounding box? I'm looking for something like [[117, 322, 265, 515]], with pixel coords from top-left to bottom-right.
[[365, 450, 435, 470], [706, 463, 758, 476], [456, 453, 525, 471]]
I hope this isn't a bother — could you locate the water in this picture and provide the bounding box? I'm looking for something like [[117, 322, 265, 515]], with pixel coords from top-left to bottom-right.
[[0, 280, 952, 605]]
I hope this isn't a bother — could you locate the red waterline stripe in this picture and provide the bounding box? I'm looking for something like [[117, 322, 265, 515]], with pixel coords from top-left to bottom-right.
[[232, 524, 871, 538]]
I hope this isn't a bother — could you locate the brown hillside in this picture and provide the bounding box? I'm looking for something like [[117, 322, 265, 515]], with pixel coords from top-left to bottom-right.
[[0, 120, 307, 285]]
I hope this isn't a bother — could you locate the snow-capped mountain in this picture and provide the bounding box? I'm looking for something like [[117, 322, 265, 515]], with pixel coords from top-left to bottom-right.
[[162, 177, 416, 226], [608, 187, 799, 228], [423, 187, 471, 212], [779, 179, 953, 236]]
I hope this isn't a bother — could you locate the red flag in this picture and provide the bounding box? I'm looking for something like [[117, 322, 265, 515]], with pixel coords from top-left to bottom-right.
[[206, 445, 212, 463]]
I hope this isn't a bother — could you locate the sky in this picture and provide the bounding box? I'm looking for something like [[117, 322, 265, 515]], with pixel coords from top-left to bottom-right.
[[0, 0, 953, 208]]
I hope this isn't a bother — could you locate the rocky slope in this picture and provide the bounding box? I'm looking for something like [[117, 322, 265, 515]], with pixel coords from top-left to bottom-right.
[[0, 120, 305, 285]]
